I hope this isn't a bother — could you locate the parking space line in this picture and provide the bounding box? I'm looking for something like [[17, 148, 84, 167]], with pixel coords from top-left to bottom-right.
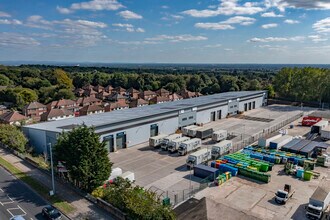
[[0, 188, 3, 192], [0, 195, 14, 206], [7, 205, 27, 217]]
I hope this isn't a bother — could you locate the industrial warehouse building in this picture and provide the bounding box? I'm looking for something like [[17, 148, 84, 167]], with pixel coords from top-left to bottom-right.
[[22, 91, 268, 153]]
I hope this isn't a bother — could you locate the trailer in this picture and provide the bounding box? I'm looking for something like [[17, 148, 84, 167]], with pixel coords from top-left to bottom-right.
[[178, 138, 202, 156], [306, 185, 330, 220], [193, 164, 220, 181], [302, 116, 322, 127], [161, 134, 182, 150], [167, 137, 190, 153], [186, 148, 212, 168], [321, 126, 330, 141], [211, 140, 233, 159], [196, 127, 213, 140], [212, 130, 228, 142], [258, 133, 283, 148], [182, 125, 198, 136], [269, 135, 293, 150], [286, 139, 311, 154], [149, 134, 168, 148], [311, 120, 329, 134], [187, 126, 202, 137]]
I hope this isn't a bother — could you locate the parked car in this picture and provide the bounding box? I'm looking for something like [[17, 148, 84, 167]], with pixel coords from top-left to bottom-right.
[[10, 216, 26, 220], [42, 205, 62, 220]]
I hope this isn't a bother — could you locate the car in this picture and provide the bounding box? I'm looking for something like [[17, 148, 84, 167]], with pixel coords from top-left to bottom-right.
[[10, 216, 26, 220], [41, 205, 62, 220]]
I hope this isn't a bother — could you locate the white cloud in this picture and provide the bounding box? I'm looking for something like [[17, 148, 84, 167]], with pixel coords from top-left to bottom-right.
[[0, 11, 11, 18], [284, 19, 300, 24], [195, 23, 235, 30], [224, 48, 233, 51], [182, 0, 264, 18], [265, 0, 330, 11], [0, 32, 40, 47], [161, 5, 169, 9], [56, 6, 73, 14], [136, 28, 145, 33], [0, 19, 22, 25], [57, 0, 124, 14], [146, 34, 207, 42], [161, 14, 184, 21], [204, 44, 222, 48], [261, 11, 284, 17], [313, 17, 330, 33], [222, 16, 256, 25], [259, 44, 288, 51], [248, 36, 305, 42], [112, 23, 133, 28], [308, 35, 328, 42], [118, 10, 142, 19], [112, 23, 145, 32], [261, 23, 278, 29]]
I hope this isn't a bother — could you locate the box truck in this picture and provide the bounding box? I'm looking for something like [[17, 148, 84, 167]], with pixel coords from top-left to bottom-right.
[[186, 148, 212, 168], [178, 138, 202, 156], [211, 140, 233, 159], [196, 127, 213, 140], [258, 133, 282, 148], [321, 127, 330, 141], [187, 126, 202, 137], [161, 133, 182, 150], [306, 185, 330, 219], [149, 134, 168, 148], [269, 135, 293, 150], [182, 125, 198, 136], [212, 130, 227, 142], [167, 137, 190, 153], [311, 120, 329, 134]]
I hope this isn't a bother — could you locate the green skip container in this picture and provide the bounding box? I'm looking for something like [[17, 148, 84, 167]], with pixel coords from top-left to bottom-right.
[[303, 171, 313, 181]]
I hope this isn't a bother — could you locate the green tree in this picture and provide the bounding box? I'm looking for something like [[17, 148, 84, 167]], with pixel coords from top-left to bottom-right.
[[0, 74, 11, 86], [55, 88, 75, 100], [54, 125, 112, 193], [0, 124, 27, 153], [53, 69, 73, 89]]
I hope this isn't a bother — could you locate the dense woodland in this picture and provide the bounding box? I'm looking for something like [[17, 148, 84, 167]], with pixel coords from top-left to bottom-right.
[[0, 64, 329, 109]]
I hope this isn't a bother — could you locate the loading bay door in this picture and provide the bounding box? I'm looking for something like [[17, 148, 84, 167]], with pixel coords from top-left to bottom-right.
[[228, 100, 239, 116], [116, 132, 127, 149], [103, 135, 114, 152], [179, 109, 196, 128], [150, 124, 159, 137]]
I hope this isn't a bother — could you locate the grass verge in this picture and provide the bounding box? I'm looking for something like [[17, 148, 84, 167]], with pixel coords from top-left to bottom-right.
[[0, 156, 75, 214]]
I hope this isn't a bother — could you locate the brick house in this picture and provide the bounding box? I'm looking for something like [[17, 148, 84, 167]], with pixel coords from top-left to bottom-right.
[[156, 88, 170, 98], [23, 101, 47, 121], [93, 85, 104, 93], [169, 93, 183, 101], [41, 109, 74, 121], [139, 90, 157, 101], [96, 91, 110, 100], [106, 93, 127, 105], [47, 99, 77, 111], [79, 104, 104, 116], [84, 88, 97, 98], [113, 87, 126, 95], [74, 88, 85, 97], [0, 111, 28, 125], [76, 97, 102, 107], [104, 85, 113, 93], [149, 96, 170, 105], [129, 98, 149, 108], [104, 102, 129, 112], [127, 87, 140, 99]]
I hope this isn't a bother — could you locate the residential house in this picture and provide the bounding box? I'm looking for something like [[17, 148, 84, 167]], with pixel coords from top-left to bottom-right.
[[169, 93, 183, 101], [93, 85, 104, 93], [84, 88, 97, 98], [179, 89, 198, 99], [127, 87, 140, 99], [104, 85, 113, 93], [96, 91, 110, 100], [106, 93, 127, 105], [22, 101, 47, 121], [139, 90, 157, 101], [79, 104, 104, 116], [76, 97, 102, 107], [74, 88, 85, 97], [104, 102, 129, 112], [41, 109, 74, 121], [156, 88, 170, 98], [113, 87, 126, 95], [129, 98, 149, 108], [0, 105, 8, 115], [47, 99, 77, 111], [82, 84, 94, 90], [0, 111, 28, 125], [149, 96, 170, 105]]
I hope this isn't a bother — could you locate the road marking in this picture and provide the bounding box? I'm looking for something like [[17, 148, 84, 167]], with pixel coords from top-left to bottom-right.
[[0, 195, 14, 206], [7, 205, 27, 217], [0, 188, 3, 192]]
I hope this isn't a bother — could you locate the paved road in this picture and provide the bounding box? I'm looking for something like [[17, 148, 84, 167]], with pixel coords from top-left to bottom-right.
[[0, 166, 68, 220]]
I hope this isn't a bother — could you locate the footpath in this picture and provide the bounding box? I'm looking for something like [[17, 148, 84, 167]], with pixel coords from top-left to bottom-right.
[[0, 148, 113, 220]]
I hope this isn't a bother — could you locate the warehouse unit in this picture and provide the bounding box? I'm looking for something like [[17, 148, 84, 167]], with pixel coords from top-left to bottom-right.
[[22, 91, 267, 153]]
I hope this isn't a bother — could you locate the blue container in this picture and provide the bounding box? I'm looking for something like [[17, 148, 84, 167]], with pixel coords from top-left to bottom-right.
[[210, 161, 216, 168], [296, 169, 304, 178], [194, 164, 220, 180], [218, 164, 238, 176]]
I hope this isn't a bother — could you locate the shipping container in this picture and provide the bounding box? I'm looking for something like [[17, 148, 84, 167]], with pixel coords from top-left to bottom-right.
[[321, 126, 330, 141], [311, 120, 329, 134], [299, 141, 325, 158], [193, 164, 220, 181], [302, 116, 322, 126], [178, 138, 202, 156], [258, 133, 283, 148], [182, 125, 198, 136], [149, 134, 168, 148], [211, 140, 233, 159], [286, 139, 311, 154], [167, 137, 190, 153], [187, 126, 202, 137], [269, 135, 293, 150], [196, 127, 213, 140], [281, 139, 302, 152], [212, 130, 228, 142], [186, 148, 212, 168], [161, 134, 182, 150]]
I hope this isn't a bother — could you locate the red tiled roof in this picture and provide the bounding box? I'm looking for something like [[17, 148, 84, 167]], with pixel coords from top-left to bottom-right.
[[142, 90, 156, 96], [151, 96, 170, 103], [114, 86, 126, 92], [80, 104, 104, 113], [104, 85, 113, 92], [169, 93, 183, 100], [107, 93, 126, 100], [127, 87, 139, 94], [76, 96, 101, 105], [93, 85, 104, 91], [156, 88, 170, 96], [41, 109, 74, 120], [82, 84, 94, 90], [0, 111, 27, 122], [24, 101, 46, 110]]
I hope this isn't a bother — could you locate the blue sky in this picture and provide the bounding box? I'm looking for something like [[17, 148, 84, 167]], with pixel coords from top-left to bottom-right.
[[0, 0, 329, 64]]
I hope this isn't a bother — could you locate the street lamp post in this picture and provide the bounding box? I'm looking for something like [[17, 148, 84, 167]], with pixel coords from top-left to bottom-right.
[[48, 143, 56, 196]]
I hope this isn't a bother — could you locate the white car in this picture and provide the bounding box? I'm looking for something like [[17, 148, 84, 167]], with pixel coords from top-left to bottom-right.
[[10, 216, 26, 220]]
